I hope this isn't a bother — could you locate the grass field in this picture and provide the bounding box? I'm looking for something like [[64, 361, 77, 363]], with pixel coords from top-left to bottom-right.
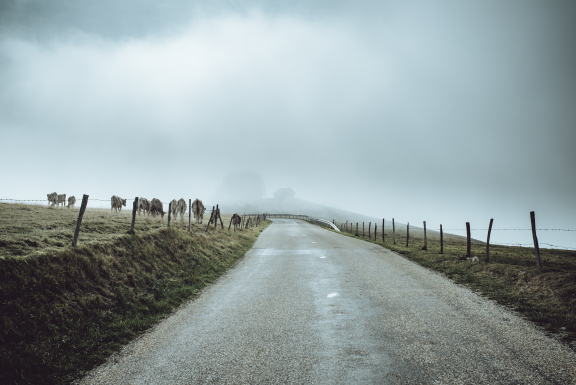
[[334, 222, 576, 350], [0, 202, 268, 385], [0, 202, 238, 258]]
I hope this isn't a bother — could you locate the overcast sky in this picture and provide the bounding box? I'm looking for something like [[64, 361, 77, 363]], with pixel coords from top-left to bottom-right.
[[1, 0, 575, 249]]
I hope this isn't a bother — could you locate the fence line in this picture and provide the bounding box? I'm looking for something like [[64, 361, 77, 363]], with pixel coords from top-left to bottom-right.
[[2, 200, 576, 252], [0, 198, 264, 247]]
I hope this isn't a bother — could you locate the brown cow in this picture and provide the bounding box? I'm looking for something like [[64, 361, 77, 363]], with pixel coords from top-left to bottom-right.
[[149, 198, 165, 219], [67, 196, 76, 208]]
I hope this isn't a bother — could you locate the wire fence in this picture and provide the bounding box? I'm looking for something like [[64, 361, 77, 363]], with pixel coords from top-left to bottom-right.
[[0, 197, 265, 252], [2, 198, 575, 251]]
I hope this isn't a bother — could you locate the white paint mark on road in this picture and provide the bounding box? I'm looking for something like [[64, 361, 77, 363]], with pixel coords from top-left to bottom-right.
[[327, 292, 339, 298]]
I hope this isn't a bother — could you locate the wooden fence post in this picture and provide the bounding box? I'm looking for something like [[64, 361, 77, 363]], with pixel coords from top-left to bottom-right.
[[363, 222, 365, 237], [368, 222, 371, 238], [130, 197, 138, 234], [485, 219, 493, 262], [72, 194, 89, 246], [393, 218, 396, 245], [466, 222, 471, 258], [406, 222, 410, 247], [382, 219, 385, 242], [405, 222, 409, 247], [188, 199, 192, 231], [217, 205, 224, 229], [530, 211, 542, 268], [440, 224, 443, 254], [205, 207, 214, 232], [374, 224, 377, 241], [167, 202, 172, 227], [356, 223, 358, 236], [422, 221, 427, 250]]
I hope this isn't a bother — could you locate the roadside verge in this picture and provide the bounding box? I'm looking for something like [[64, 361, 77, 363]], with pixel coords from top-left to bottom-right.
[[0, 221, 270, 385], [313, 222, 576, 350]]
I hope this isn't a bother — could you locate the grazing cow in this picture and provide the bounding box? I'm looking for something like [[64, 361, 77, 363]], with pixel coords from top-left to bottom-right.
[[57, 194, 66, 209], [47, 192, 58, 207], [169, 199, 178, 219], [67, 196, 76, 208], [111, 195, 127, 214], [231, 214, 242, 226], [191, 199, 206, 224], [229, 213, 242, 230], [138, 198, 150, 215], [149, 198, 165, 219], [176, 198, 187, 220]]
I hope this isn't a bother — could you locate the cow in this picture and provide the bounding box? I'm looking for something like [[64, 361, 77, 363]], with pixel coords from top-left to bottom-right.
[[176, 198, 187, 220], [231, 214, 242, 226], [111, 195, 127, 214], [229, 213, 242, 230], [67, 196, 76, 208], [169, 199, 178, 219], [149, 198, 165, 219], [57, 194, 66, 209], [47, 192, 58, 207], [138, 197, 150, 215], [191, 199, 206, 224]]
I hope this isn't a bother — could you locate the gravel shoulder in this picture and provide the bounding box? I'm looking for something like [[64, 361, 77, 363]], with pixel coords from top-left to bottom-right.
[[77, 219, 576, 384]]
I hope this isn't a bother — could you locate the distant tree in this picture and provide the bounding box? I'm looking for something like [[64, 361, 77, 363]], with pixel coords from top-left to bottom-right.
[[273, 187, 295, 201]]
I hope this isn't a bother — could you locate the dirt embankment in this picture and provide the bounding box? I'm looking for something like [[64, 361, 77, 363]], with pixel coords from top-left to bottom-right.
[[0, 219, 270, 385]]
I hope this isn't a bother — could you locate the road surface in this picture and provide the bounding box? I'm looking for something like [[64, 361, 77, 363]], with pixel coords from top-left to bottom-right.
[[79, 219, 576, 384]]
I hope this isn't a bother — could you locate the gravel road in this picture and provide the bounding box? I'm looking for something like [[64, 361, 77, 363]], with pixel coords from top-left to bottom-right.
[[78, 219, 576, 384]]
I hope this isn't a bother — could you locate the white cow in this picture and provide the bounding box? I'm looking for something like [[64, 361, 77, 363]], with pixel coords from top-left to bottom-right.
[[57, 194, 66, 209], [176, 198, 187, 220], [47, 192, 58, 207], [191, 199, 206, 224], [169, 199, 178, 219], [111, 195, 126, 214], [138, 198, 150, 215]]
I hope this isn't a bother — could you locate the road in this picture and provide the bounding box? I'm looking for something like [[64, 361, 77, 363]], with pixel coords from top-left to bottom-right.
[[79, 219, 576, 384]]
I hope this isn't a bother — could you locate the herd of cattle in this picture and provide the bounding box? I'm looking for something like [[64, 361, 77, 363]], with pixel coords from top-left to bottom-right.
[[46, 192, 75, 208], [133, 197, 206, 224], [46, 192, 207, 224]]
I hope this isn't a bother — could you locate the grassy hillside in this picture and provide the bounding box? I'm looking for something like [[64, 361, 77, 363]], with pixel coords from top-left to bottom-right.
[[336, 223, 576, 350], [0, 202, 228, 258], [0, 203, 268, 385]]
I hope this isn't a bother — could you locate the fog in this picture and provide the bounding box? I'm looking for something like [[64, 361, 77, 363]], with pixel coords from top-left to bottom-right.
[[1, 0, 575, 248]]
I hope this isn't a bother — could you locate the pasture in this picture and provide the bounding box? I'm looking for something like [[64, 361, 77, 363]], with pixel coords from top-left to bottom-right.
[[0, 202, 235, 259], [0, 202, 267, 385]]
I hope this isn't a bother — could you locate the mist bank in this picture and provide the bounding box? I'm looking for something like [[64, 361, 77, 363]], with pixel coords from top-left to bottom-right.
[[221, 197, 443, 234]]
